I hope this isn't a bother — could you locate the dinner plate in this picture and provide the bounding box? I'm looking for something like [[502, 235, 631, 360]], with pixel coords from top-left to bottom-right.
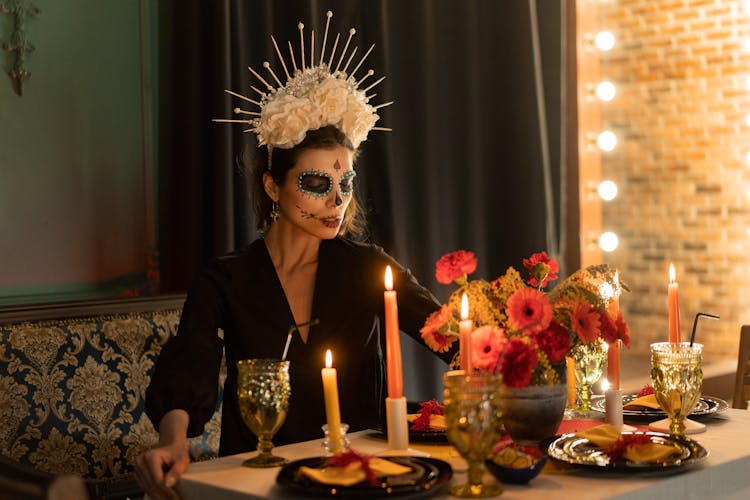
[[373, 428, 449, 444], [590, 395, 729, 421], [543, 431, 708, 475], [275, 456, 453, 497]]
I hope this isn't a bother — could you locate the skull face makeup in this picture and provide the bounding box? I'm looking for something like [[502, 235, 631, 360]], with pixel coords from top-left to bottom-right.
[[266, 146, 355, 240], [297, 170, 356, 198]]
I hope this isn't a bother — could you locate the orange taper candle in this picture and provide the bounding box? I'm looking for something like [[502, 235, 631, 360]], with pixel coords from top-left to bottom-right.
[[668, 263, 681, 343], [384, 266, 403, 399], [607, 341, 621, 390], [459, 293, 473, 372]]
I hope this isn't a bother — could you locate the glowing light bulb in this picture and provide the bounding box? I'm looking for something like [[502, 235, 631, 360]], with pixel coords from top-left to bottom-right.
[[597, 131, 617, 151], [746, 114, 750, 127], [745, 76, 750, 91], [598, 180, 618, 201], [746, 151, 750, 164], [745, 39, 750, 52], [599, 232, 619, 252], [595, 31, 615, 51], [596, 81, 616, 102]]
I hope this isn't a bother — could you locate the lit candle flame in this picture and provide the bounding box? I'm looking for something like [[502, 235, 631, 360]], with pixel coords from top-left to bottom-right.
[[325, 349, 332, 368], [461, 293, 469, 320], [384, 265, 393, 291], [669, 263, 676, 283]]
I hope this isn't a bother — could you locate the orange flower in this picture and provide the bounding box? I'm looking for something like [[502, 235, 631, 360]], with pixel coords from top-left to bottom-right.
[[568, 302, 601, 344], [505, 288, 552, 334], [420, 304, 457, 352], [470, 325, 507, 372]]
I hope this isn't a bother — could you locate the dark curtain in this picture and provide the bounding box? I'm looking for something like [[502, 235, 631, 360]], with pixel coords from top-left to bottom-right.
[[158, 0, 566, 401]]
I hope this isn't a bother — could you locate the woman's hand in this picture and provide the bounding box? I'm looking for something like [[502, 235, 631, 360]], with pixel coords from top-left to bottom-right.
[[135, 409, 191, 499], [135, 442, 190, 499]]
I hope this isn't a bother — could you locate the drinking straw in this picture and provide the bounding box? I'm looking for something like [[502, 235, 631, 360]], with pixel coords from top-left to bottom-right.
[[281, 318, 319, 360], [690, 313, 720, 346]]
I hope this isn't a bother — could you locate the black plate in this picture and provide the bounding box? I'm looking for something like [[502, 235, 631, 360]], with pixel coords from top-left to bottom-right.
[[276, 456, 453, 497], [590, 395, 729, 421], [543, 431, 708, 476], [373, 428, 449, 444]]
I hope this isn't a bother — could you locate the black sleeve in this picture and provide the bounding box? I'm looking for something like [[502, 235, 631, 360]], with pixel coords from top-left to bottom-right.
[[145, 262, 226, 438], [369, 245, 456, 365]]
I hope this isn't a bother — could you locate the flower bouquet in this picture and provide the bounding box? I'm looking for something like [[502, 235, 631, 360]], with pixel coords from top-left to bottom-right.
[[422, 250, 630, 384], [421, 250, 631, 444]]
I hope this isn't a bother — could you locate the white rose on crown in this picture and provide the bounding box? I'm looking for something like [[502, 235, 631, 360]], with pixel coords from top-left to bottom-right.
[[308, 78, 349, 125], [340, 95, 378, 148], [259, 94, 321, 148]]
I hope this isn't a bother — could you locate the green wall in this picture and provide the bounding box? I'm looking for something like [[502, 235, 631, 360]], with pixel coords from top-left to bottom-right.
[[0, 0, 157, 305]]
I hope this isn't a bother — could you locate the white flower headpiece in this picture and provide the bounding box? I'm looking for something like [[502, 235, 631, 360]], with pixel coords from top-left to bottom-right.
[[215, 11, 391, 151]]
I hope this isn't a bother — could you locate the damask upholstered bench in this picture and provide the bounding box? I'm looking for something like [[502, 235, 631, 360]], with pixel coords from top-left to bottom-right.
[[0, 295, 225, 499]]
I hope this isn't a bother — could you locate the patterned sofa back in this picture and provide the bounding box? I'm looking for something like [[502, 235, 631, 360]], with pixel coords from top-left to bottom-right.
[[0, 295, 224, 497]]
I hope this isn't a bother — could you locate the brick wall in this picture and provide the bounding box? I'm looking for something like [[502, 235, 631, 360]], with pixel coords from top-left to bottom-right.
[[593, 0, 750, 361]]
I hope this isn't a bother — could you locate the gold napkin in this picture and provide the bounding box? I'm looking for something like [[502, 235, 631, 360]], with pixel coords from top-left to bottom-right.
[[623, 442, 681, 463], [406, 414, 447, 431], [299, 457, 412, 486], [575, 423, 622, 448], [623, 394, 661, 410], [575, 424, 681, 463]]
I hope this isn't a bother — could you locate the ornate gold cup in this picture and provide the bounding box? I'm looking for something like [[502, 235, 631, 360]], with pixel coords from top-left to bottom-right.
[[443, 370, 503, 498], [571, 338, 606, 415], [236, 359, 290, 467], [650, 342, 703, 437]]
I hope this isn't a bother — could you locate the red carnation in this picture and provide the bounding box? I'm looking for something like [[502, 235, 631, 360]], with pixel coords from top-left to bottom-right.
[[615, 310, 631, 348], [522, 251, 559, 288], [500, 338, 538, 388], [435, 250, 478, 285], [533, 321, 571, 363], [410, 399, 444, 431], [600, 310, 631, 348]]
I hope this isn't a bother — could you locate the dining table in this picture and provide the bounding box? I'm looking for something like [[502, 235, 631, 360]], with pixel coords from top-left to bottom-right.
[[175, 407, 750, 500]]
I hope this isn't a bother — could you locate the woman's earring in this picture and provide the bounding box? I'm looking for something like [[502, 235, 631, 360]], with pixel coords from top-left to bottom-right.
[[270, 201, 280, 222]]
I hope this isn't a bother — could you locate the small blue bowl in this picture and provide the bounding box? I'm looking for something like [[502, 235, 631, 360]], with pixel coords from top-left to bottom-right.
[[485, 456, 547, 484]]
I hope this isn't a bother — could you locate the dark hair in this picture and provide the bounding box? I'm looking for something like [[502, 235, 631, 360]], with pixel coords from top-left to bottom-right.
[[251, 125, 365, 236]]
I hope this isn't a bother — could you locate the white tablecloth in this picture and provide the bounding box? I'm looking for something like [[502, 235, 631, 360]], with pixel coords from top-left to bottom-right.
[[176, 409, 750, 500]]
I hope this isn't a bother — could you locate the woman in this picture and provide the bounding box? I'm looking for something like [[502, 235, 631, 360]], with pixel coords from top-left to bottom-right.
[[135, 15, 452, 497]]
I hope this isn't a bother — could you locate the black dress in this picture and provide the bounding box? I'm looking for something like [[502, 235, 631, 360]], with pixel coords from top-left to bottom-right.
[[146, 237, 449, 456]]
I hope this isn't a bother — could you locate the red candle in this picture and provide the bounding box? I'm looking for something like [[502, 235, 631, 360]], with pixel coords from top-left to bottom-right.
[[384, 266, 403, 399], [668, 263, 681, 343], [459, 293, 473, 372]]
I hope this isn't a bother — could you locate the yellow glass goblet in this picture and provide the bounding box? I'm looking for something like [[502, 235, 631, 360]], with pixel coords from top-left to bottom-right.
[[443, 370, 503, 498], [237, 359, 290, 468], [570, 338, 606, 416], [650, 342, 703, 437]]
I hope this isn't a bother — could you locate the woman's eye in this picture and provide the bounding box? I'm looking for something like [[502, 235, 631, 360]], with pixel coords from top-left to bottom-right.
[[339, 172, 356, 194], [299, 174, 331, 194], [340, 178, 354, 193]]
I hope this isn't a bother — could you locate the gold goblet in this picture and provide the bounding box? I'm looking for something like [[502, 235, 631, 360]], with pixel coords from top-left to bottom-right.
[[443, 370, 503, 498], [569, 339, 606, 417], [237, 359, 290, 468], [649, 342, 703, 437]]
